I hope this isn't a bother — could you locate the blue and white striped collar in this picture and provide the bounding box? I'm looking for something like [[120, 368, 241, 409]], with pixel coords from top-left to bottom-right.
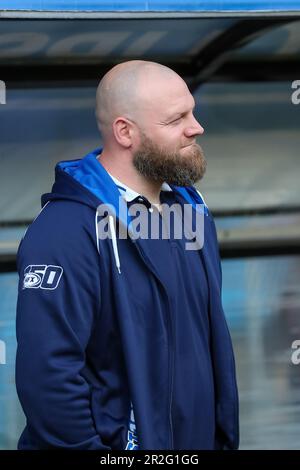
[[109, 173, 172, 203]]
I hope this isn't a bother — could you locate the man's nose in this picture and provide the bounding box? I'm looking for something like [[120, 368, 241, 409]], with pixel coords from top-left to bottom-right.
[[185, 116, 204, 137]]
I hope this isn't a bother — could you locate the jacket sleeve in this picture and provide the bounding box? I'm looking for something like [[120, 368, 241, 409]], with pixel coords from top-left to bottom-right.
[[15, 201, 108, 449]]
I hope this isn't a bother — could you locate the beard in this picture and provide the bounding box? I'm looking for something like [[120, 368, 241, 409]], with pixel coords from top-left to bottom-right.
[[132, 131, 207, 186]]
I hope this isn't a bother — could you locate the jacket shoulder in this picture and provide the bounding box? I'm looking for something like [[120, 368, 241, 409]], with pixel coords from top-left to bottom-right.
[[18, 200, 98, 268]]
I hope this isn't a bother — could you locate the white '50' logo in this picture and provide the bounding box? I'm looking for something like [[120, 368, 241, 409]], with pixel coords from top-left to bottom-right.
[[23, 265, 63, 290]]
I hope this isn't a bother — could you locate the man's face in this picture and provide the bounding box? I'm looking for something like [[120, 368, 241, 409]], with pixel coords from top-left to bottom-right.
[[132, 75, 206, 186]]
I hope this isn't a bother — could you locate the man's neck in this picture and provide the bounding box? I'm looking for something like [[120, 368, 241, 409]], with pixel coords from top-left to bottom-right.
[[98, 149, 162, 206]]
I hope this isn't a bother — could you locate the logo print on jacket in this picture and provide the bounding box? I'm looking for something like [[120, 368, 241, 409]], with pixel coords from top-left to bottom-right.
[[125, 405, 139, 450], [23, 265, 63, 290]]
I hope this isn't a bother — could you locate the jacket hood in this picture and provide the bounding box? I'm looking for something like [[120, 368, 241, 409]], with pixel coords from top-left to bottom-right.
[[42, 148, 121, 211]]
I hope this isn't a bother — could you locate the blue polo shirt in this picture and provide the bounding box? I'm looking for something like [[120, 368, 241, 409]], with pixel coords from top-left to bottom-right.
[[111, 176, 215, 449]]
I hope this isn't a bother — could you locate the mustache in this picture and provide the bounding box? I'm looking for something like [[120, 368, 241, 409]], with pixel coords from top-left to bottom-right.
[[180, 142, 204, 156], [180, 138, 202, 148]]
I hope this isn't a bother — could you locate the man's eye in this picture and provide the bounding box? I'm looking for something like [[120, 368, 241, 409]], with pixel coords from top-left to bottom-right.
[[170, 117, 182, 124]]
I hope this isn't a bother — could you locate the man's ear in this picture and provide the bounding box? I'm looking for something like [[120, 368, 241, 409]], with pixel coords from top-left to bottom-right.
[[112, 117, 134, 148]]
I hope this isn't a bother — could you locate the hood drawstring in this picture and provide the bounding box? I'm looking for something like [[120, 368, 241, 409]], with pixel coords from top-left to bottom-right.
[[95, 211, 121, 274], [108, 215, 121, 274]]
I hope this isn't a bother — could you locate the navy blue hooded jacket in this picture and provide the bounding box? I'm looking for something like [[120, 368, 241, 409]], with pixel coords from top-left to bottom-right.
[[16, 148, 239, 450]]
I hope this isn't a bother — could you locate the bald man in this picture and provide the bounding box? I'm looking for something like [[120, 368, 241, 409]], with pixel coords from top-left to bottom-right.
[[16, 61, 239, 450]]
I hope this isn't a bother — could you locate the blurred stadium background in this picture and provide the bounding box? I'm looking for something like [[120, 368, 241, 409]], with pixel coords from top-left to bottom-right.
[[1, 0, 300, 450]]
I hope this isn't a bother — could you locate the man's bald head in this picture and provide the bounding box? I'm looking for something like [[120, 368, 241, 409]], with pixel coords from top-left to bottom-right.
[[95, 60, 184, 140], [95, 60, 205, 187]]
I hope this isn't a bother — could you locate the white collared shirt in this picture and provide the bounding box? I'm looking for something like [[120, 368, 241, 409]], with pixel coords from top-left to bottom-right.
[[109, 173, 172, 203]]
